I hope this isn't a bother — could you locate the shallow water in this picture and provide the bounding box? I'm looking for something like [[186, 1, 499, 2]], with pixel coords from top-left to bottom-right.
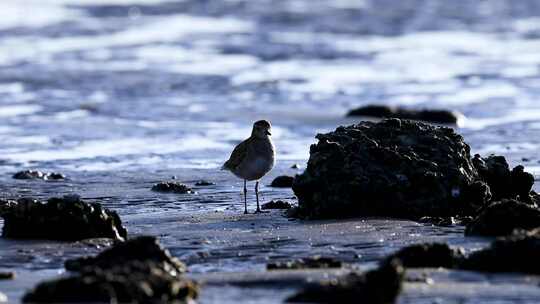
[[1, 0, 540, 303]]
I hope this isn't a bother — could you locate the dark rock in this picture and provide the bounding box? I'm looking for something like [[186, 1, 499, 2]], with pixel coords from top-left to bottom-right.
[[267, 256, 342, 270], [0, 271, 15, 280], [465, 199, 540, 236], [418, 216, 457, 227], [418, 215, 473, 227], [293, 120, 485, 219], [23, 261, 198, 304], [12, 170, 65, 180], [1, 196, 127, 241], [152, 182, 194, 194], [270, 175, 295, 188], [472, 155, 535, 203], [195, 180, 215, 186], [384, 243, 464, 268], [0, 199, 16, 216], [290, 164, 301, 169], [287, 259, 404, 303], [346, 105, 461, 124], [65, 236, 186, 274], [261, 200, 293, 210], [461, 228, 540, 274]]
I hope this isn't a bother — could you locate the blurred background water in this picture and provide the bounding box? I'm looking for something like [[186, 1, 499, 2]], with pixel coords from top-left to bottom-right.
[[1, 0, 540, 174], [1, 1, 540, 303]]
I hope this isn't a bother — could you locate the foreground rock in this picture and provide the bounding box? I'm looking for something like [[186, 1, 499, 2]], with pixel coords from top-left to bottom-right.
[[346, 105, 461, 124], [12, 170, 65, 180], [25, 237, 197, 303], [287, 259, 404, 303], [0, 292, 6, 303], [23, 261, 198, 304], [465, 199, 540, 236], [152, 181, 195, 194], [461, 228, 540, 274], [262, 200, 293, 210], [387, 230, 540, 275], [472, 155, 535, 203], [66, 236, 186, 274], [384, 243, 464, 268], [270, 175, 295, 188], [267, 256, 342, 270], [1, 195, 127, 241], [293, 119, 486, 219]]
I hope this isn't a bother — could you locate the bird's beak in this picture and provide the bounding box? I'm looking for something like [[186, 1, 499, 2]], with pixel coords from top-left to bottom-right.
[[266, 130, 272, 136]]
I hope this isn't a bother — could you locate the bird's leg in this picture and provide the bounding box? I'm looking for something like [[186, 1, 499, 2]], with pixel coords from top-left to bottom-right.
[[255, 181, 261, 213], [243, 179, 248, 214]]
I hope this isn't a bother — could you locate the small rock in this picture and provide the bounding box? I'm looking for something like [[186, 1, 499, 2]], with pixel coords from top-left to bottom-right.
[[461, 228, 540, 274], [267, 256, 342, 270], [290, 164, 301, 169], [384, 243, 464, 268], [262, 200, 293, 210], [287, 259, 404, 303], [195, 180, 215, 186], [465, 199, 540, 236], [152, 182, 194, 194], [65, 236, 186, 274], [346, 105, 461, 124], [0, 271, 15, 280], [12, 170, 65, 180], [0, 292, 6, 303], [270, 175, 294, 188], [23, 261, 198, 304], [1, 196, 127, 241]]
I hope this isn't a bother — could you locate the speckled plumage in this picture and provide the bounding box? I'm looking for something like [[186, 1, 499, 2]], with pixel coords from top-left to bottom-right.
[[222, 120, 275, 213]]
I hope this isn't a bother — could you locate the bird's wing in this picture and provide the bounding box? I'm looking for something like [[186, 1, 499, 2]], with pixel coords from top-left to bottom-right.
[[222, 138, 251, 170]]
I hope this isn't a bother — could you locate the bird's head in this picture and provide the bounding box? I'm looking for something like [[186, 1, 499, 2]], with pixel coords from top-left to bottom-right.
[[252, 120, 272, 138]]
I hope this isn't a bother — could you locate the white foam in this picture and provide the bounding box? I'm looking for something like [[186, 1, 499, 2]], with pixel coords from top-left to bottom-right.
[[49, 0, 178, 5], [462, 108, 540, 130], [0, 105, 42, 117], [2, 136, 228, 163], [437, 83, 519, 106], [0, 14, 253, 65], [0, 1, 80, 30], [0, 83, 24, 94]]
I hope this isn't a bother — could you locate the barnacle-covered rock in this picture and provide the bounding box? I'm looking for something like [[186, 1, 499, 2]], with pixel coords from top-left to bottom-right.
[[293, 119, 485, 219], [465, 199, 540, 236], [287, 259, 404, 304], [384, 243, 464, 268], [1, 195, 127, 241], [152, 182, 194, 194], [347, 105, 461, 124], [267, 256, 342, 270], [461, 228, 540, 274], [12, 170, 65, 180], [65, 236, 186, 274], [23, 261, 198, 304]]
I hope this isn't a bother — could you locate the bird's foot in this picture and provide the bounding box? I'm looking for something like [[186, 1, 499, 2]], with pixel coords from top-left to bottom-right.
[[244, 210, 249, 214]]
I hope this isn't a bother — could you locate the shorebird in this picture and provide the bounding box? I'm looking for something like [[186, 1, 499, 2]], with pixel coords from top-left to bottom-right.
[[222, 120, 275, 213]]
